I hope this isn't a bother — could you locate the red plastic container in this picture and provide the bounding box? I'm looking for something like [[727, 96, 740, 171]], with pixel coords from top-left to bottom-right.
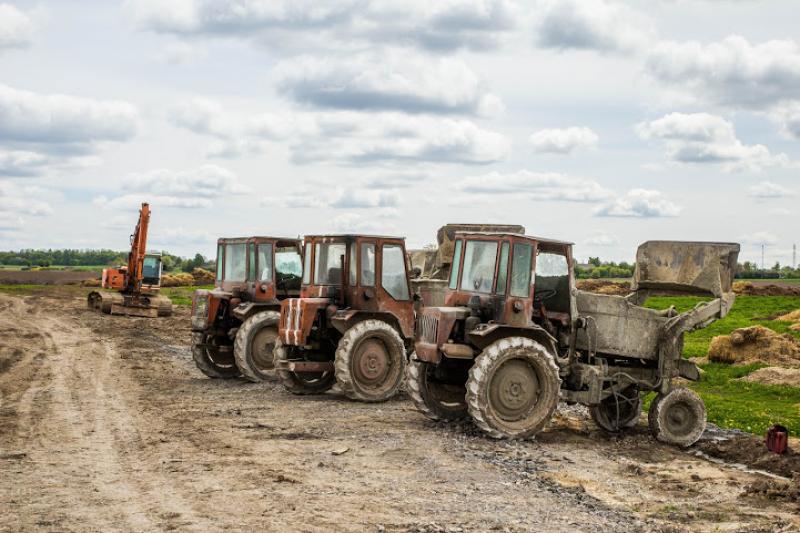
[[765, 424, 789, 454]]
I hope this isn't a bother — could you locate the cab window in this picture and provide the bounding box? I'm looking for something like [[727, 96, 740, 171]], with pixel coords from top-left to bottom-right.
[[349, 243, 357, 285], [381, 244, 409, 300], [495, 242, 510, 294], [216, 244, 224, 281], [460, 240, 498, 293], [224, 243, 246, 282], [314, 242, 346, 285], [257, 243, 273, 281], [360, 243, 375, 286], [510, 243, 532, 297], [302, 243, 312, 284], [449, 239, 462, 290], [248, 243, 256, 282]]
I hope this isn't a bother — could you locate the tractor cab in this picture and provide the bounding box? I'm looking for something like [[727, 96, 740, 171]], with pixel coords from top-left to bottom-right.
[[443, 232, 575, 332], [212, 237, 302, 301]]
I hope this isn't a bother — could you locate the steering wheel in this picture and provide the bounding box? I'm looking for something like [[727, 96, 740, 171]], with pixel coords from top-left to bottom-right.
[[533, 288, 557, 303]]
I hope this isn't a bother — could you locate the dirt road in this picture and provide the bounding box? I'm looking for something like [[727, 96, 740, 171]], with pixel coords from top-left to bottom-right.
[[1, 292, 797, 532]]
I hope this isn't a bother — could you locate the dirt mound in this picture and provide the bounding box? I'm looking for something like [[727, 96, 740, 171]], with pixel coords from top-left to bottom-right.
[[745, 474, 800, 504], [0, 269, 100, 285], [733, 282, 800, 296], [576, 279, 631, 296], [737, 367, 800, 387], [698, 431, 800, 479], [708, 326, 800, 367]]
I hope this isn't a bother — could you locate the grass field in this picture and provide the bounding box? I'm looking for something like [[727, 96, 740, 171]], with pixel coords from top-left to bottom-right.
[[644, 295, 800, 434]]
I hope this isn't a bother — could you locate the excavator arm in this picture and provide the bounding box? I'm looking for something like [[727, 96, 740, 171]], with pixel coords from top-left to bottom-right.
[[125, 203, 151, 293]]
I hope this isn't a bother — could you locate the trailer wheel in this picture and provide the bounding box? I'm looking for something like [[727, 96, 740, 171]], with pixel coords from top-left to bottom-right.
[[274, 339, 335, 395], [648, 387, 706, 447], [590, 386, 642, 432], [335, 319, 406, 403], [406, 358, 468, 421], [234, 311, 279, 382], [192, 332, 240, 379], [466, 337, 560, 439]]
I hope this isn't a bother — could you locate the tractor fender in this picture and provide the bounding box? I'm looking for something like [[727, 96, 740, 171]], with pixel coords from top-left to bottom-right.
[[231, 301, 280, 321], [330, 310, 409, 345], [468, 323, 558, 356]]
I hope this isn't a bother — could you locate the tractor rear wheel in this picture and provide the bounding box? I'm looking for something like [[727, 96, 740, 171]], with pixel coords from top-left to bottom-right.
[[234, 311, 279, 382], [590, 386, 642, 432], [648, 387, 706, 447], [466, 337, 560, 439], [406, 358, 468, 421], [335, 320, 406, 402], [274, 339, 336, 395], [192, 332, 240, 379]]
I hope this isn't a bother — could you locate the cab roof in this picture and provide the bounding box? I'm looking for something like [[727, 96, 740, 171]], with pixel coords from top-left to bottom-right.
[[454, 231, 574, 247], [217, 236, 300, 243], [303, 234, 406, 241]]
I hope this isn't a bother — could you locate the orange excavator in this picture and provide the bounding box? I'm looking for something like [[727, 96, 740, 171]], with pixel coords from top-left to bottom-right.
[[87, 202, 173, 317]]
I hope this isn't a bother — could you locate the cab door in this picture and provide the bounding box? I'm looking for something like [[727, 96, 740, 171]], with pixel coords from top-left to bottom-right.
[[375, 240, 415, 339]]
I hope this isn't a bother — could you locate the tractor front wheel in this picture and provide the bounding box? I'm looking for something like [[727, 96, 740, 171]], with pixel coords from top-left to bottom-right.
[[192, 332, 240, 379], [406, 358, 468, 421], [234, 311, 279, 382], [274, 339, 336, 395], [335, 320, 406, 402], [466, 337, 560, 439], [648, 387, 706, 447], [590, 386, 642, 432]]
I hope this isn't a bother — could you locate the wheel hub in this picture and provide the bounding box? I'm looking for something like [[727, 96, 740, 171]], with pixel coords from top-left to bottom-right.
[[665, 402, 694, 435], [251, 328, 277, 370], [354, 338, 389, 384], [489, 359, 540, 421]]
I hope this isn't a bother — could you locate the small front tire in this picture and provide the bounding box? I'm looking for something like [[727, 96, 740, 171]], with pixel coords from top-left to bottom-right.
[[274, 339, 336, 395], [406, 358, 468, 421], [648, 387, 706, 447], [192, 332, 240, 379]]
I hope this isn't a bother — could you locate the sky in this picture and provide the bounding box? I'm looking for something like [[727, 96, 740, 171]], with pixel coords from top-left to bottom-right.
[[0, 0, 798, 266]]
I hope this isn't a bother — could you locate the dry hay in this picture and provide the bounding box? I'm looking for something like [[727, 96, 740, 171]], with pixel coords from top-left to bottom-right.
[[160, 273, 195, 287], [576, 279, 631, 296], [736, 366, 800, 387], [191, 268, 215, 285], [733, 281, 800, 296], [776, 309, 800, 322], [82, 278, 101, 287], [708, 326, 800, 367]]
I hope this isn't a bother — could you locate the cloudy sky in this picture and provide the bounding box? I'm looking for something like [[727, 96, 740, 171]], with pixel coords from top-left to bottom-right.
[[1, 0, 798, 265]]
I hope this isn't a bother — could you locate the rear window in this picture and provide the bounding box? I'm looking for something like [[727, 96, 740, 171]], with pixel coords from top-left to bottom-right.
[[314, 242, 346, 285], [224, 243, 246, 282]]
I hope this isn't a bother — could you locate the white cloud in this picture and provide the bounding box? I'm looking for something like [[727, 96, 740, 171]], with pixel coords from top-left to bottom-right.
[[329, 212, 398, 234], [636, 112, 792, 172], [646, 35, 800, 109], [95, 165, 248, 211], [0, 150, 50, 177], [264, 187, 400, 210], [0, 182, 53, 233], [150, 227, 216, 247], [274, 51, 503, 116], [533, 0, 654, 54], [770, 102, 800, 139], [0, 3, 36, 51], [460, 169, 612, 202], [583, 231, 619, 247], [529, 126, 598, 154], [747, 181, 795, 199], [594, 189, 682, 218], [739, 230, 779, 246], [129, 0, 515, 52]]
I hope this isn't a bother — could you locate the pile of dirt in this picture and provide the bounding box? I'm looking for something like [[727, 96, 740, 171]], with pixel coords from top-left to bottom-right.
[[733, 282, 800, 296], [697, 431, 800, 479], [736, 367, 800, 387], [708, 326, 800, 367], [745, 474, 800, 505], [576, 279, 631, 296], [82, 278, 101, 287], [0, 269, 100, 285], [191, 268, 215, 285]]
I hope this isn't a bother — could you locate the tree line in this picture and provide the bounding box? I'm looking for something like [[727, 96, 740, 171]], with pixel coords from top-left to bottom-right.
[[0, 249, 212, 273]]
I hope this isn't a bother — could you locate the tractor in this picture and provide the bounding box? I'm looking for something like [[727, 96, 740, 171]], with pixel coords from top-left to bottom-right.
[[408, 232, 739, 447], [275, 234, 415, 402], [191, 236, 303, 381]]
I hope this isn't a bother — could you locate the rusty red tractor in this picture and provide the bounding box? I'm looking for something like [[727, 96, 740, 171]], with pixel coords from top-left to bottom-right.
[[275, 234, 415, 402], [408, 232, 739, 447], [191, 236, 303, 381]]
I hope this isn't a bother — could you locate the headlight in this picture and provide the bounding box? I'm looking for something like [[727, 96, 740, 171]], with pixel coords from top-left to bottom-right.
[[192, 291, 209, 330]]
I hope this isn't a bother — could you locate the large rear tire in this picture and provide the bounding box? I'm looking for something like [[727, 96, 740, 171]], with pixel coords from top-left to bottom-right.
[[648, 387, 706, 447], [234, 311, 279, 382], [406, 358, 468, 421], [466, 337, 560, 439], [192, 332, 240, 379], [274, 339, 336, 395], [335, 319, 406, 403], [590, 386, 642, 432]]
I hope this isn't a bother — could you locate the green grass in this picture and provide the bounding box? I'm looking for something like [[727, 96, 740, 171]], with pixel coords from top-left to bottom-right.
[[160, 285, 214, 306], [644, 295, 800, 434]]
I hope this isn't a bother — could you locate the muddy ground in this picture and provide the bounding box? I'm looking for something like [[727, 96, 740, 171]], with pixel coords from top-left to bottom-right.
[[1, 290, 798, 532], [0, 270, 99, 285]]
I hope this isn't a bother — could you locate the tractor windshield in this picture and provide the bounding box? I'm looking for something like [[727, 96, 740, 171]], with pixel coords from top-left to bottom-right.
[[314, 242, 346, 285], [460, 240, 498, 293], [276, 246, 303, 290], [224, 243, 247, 282]]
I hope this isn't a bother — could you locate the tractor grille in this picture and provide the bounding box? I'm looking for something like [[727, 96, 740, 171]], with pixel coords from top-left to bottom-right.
[[417, 313, 439, 344], [282, 299, 303, 345]]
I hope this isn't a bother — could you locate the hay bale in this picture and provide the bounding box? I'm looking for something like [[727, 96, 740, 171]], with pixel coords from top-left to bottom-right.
[[736, 367, 800, 387], [161, 273, 194, 287], [776, 309, 800, 322], [576, 279, 631, 296], [82, 278, 101, 287], [191, 268, 215, 285], [708, 326, 800, 367]]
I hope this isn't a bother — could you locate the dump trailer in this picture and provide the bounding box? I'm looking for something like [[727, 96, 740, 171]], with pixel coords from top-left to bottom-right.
[[87, 202, 172, 317], [275, 234, 417, 402], [191, 237, 303, 381], [409, 234, 739, 447]]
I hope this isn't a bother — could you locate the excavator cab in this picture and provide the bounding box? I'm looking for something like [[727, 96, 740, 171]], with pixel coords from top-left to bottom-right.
[[141, 253, 163, 287]]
